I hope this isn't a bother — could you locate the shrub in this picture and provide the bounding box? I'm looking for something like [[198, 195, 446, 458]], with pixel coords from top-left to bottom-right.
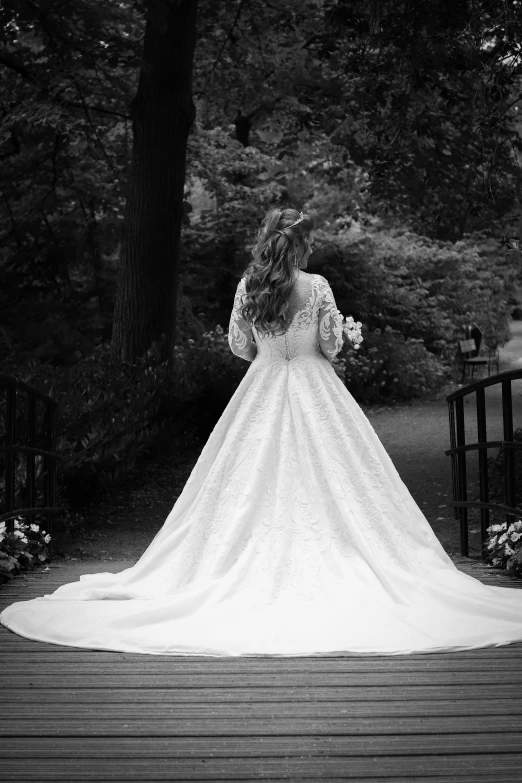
[[1, 327, 249, 513], [0, 518, 52, 584], [313, 223, 513, 365], [333, 326, 448, 403]]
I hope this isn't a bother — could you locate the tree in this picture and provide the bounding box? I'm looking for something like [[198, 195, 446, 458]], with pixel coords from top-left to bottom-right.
[[0, 0, 141, 354], [193, 0, 522, 242], [111, 0, 198, 362]]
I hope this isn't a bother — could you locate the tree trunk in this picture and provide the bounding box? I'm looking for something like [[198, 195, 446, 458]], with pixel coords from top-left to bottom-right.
[[111, 0, 198, 362]]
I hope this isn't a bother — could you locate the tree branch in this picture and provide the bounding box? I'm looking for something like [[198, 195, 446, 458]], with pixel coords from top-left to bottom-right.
[[195, 0, 250, 100], [74, 80, 116, 171], [64, 101, 130, 120]]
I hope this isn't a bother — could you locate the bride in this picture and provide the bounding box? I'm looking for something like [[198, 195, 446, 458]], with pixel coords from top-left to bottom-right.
[[2, 207, 522, 657]]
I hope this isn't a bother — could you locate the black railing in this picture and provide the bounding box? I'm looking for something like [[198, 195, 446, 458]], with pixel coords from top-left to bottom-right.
[[446, 369, 522, 558], [0, 375, 64, 555]]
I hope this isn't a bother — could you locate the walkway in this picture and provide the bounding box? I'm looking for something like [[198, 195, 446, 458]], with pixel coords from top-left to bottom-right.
[[1, 558, 521, 780]]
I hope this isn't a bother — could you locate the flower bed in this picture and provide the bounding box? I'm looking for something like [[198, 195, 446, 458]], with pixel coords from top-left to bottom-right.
[[484, 519, 522, 578]]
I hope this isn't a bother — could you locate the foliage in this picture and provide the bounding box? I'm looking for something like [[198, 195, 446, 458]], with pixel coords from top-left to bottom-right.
[[195, 0, 522, 242], [0, 0, 139, 302], [333, 327, 447, 403], [1, 325, 248, 510], [315, 223, 515, 361], [0, 0, 520, 465], [484, 519, 522, 579], [0, 518, 51, 585], [182, 127, 285, 274]]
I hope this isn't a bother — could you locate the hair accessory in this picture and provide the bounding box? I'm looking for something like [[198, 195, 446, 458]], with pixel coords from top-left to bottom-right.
[[286, 211, 305, 230]]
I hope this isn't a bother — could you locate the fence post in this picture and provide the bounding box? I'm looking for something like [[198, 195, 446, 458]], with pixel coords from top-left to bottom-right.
[[455, 395, 469, 557], [448, 400, 460, 522], [475, 386, 490, 544], [26, 393, 36, 529], [43, 401, 58, 556], [5, 385, 16, 535], [501, 379, 516, 524]]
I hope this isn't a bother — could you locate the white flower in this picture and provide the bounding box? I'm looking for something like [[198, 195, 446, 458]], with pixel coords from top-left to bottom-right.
[[498, 533, 508, 544], [514, 520, 522, 531], [505, 544, 516, 556], [44, 534, 51, 544], [13, 530, 25, 538], [30, 524, 40, 532], [510, 531, 522, 542], [0, 533, 4, 544], [488, 524, 505, 533], [343, 316, 364, 348]]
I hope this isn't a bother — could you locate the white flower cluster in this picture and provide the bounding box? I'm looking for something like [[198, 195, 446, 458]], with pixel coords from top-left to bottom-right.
[[0, 518, 51, 545], [343, 316, 363, 350], [486, 519, 522, 559]]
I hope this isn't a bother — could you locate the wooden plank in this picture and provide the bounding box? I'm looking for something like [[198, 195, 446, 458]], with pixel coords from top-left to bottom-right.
[[2, 561, 521, 782], [4, 778, 520, 783], [1, 671, 521, 687], [0, 714, 519, 736], [2, 657, 522, 673], [4, 778, 521, 783], [0, 753, 522, 779], [1, 733, 522, 757], [0, 685, 518, 703], [3, 699, 521, 719], [1, 645, 521, 663], [5, 778, 521, 783]]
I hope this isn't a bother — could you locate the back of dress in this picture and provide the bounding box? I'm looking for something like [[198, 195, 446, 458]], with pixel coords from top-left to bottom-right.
[[228, 273, 344, 365]]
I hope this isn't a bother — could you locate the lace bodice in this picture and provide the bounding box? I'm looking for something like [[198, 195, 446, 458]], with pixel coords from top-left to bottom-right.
[[228, 273, 344, 364]]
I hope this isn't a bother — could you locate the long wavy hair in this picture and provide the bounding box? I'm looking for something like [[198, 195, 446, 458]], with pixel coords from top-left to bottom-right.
[[240, 208, 315, 337]]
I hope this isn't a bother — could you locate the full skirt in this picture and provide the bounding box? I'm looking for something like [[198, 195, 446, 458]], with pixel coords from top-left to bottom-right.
[[2, 355, 522, 656]]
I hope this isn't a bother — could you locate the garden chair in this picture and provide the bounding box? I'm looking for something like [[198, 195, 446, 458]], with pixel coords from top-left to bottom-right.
[[458, 325, 500, 383]]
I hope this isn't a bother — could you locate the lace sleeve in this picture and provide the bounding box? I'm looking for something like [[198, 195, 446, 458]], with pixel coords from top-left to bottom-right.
[[316, 275, 344, 362], [228, 277, 257, 362]]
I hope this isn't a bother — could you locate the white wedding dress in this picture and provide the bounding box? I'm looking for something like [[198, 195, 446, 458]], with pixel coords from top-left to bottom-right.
[[2, 272, 522, 656]]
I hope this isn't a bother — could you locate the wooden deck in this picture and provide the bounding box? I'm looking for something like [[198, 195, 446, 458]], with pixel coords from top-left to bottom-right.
[[1, 557, 522, 782]]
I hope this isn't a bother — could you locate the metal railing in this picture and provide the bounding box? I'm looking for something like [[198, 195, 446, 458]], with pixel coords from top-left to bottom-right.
[[446, 369, 522, 558], [0, 374, 64, 554]]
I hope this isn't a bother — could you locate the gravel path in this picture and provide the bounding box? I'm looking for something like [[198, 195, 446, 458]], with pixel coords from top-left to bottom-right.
[[57, 323, 522, 565]]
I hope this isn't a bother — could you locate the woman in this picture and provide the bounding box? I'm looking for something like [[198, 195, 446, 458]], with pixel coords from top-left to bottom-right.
[[2, 207, 522, 657]]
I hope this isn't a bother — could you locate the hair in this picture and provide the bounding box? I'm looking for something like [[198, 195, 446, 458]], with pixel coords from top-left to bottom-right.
[[240, 208, 315, 338]]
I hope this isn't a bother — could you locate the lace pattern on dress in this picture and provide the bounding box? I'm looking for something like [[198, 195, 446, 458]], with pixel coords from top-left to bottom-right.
[[228, 274, 345, 364]]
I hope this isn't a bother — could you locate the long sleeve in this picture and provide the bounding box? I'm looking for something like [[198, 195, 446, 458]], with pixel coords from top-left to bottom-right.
[[316, 275, 344, 362], [228, 277, 257, 362]]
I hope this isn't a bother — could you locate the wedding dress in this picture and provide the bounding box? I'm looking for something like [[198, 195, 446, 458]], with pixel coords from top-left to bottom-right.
[[1, 272, 522, 657]]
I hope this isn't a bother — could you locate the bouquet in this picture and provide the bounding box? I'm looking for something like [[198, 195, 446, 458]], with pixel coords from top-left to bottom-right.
[[343, 316, 363, 349]]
